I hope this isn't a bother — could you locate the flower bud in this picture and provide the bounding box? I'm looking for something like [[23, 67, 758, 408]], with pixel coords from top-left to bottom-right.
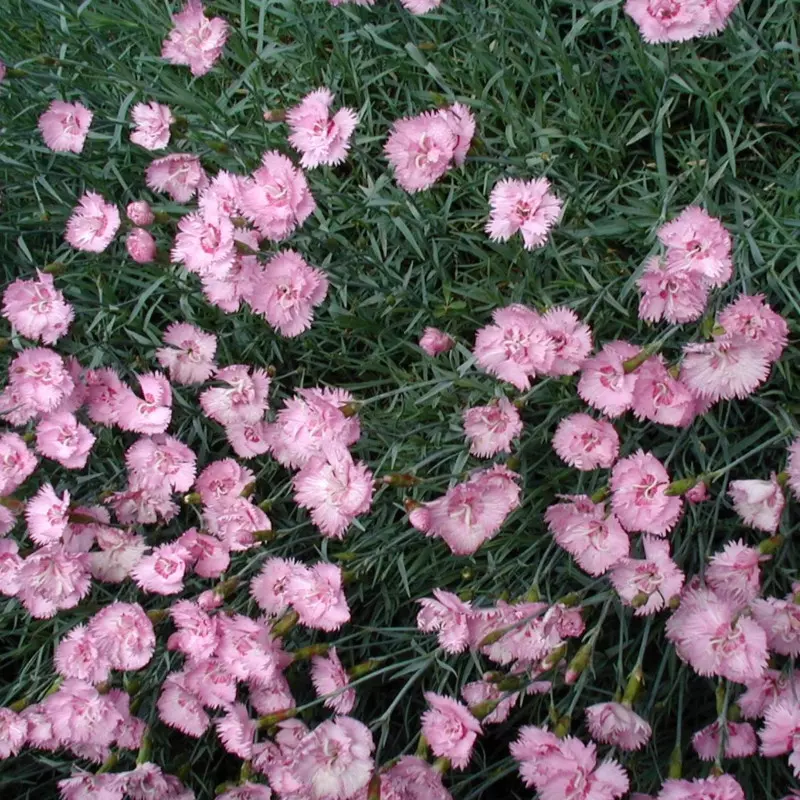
[[126, 228, 156, 264], [126, 201, 155, 226]]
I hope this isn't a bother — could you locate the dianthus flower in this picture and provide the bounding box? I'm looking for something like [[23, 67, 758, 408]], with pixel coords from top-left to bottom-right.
[[216, 703, 258, 759], [84, 367, 126, 426], [611, 536, 685, 615], [145, 153, 206, 203], [631, 356, 696, 427], [286, 562, 351, 631], [6, 347, 75, 419], [692, 719, 757, 760], [130, 101, 174, 150], [25, 483, 69, 545], [586, 702, 652, 751], [706, 540, 763, 608], [195, 458, 254, 504], [655, 774, 746, 800], [126, 228, 157, 264], [126, 201, 155, 226], [577, 340, 641, 418], [89, 528, 146, 583], [417, 588, 473, 653], [178, 528, 230, 578], [35, 411, 95, 469], [419, 327, 455, 356], [541, 306, 593, 375], [637, 256, 709, 324], [130, 542, 191, 595], [116, 372, 172, 435], [203, 496, 270, 551], [251, 557, 302, 617], [421, 692, 481, 769], [199, 364, 270, 425], [157, 672, 211, 738], [750, 595, 800, 657], [462, 397, 523, 457], [161, 0, 228, 76], [38, 100, 93, 153], [125, 434, 196, 493], [759, 700, 800, 777], [225, 420, 271, 459], [171, 204, 236, 281], [379, 756, 453, 800], [486, 177, 562, 250], [89, 601, 156, 671], [552, 413, 620, 470], [462, 674, 520, 724], [728, 474, 785, 533], [717, 293, 788, 363], [154, 322, 217, 386], [65, 192, 120, 253], [287, 87, 358, 169], [0, 432, 38, 495], [2, 270, 74, 344], [311, 647, 356, 714]]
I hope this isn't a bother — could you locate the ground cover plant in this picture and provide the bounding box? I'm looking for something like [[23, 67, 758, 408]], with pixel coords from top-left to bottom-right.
[[1, 0, 800, 798]]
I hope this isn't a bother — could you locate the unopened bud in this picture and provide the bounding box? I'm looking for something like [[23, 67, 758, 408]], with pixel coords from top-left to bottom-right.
[[461, 567, 474, 580], [253, 529, 275, 543], [183, 492, 202, 505], [381, 473, 421, 487], [564, 642, 593, 683], [542, 643, 568, 671], [496, 675, 525, 692], [263, 108, 286, 122], [622, 666, 644, 705], [631, 592, 650, 608], [664, 476, 698, 497], [0, 496, 24, 513], [759, 535, 784, 556], [235, 239, 259, 256], [367, 774, 381, 800], [292, 643, 329, 661], [469, 699, 500, 720], [136, 732, 152, 766], [506, 455, 521, 471], [340, 402, 360, 418], [668, 595, 681, 610], [146, 609, 169, 624], [271, 610, 299, 637], [668, 744, 682, 778], [213, 577, 239, 598], [524, 585, 541, 603], [415, 734, 429, 758], [432, 757, 450, 775], [240, 482, 256, 498], [9, 697, 29, 713], [622, 349, 650, 373], [727, 703, 741, 722], [590, 486, 609, 504], [348, 659, 381, 679], [403, 498, 421, 513], [553, 714, 571, 738], [96, 752, 119, 774], [43, 261, 66, 275]]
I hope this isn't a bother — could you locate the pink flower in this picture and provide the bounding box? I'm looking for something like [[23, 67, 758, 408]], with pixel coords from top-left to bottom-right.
[[287, 87, 358, 169], [131, 542, 190, 594], [216, 783, 272, 800], [25, 483, 69, 545], [225, 420, 271, 458], [419, 327, 455, 356], [65, 192, 120, 253], [552, 413, 619, 470], [692, 719, 757, 760], [750, 596, 800, 657], [239, 151, 316, 241], [195, 458, 254, 505], [666, 585, 767, 683], [409, 464, 521, 555], [130, 101, 174, 150], [379, 756, 452, 800], [656, 775, 745, 800], [759, 700, 800, 777], [106, 482, 178, 526], [5, 347, 75, 420], [577, 340, 641, 418], [286, 562, 351, 631], [126, 201, 155, 226], [462, 675, 519, 724], [38, 100, 93, 153], [171, 207, 235, 281], [631, 356, 696, 427], [625, 0, 711, 42], [473, 304, 555, 390], [0, 708, 28, 759], [486, 177, 562, 250], [203, 497, 270, 551], [421, 692, 481, 769], [265, 387, 360, 469], [116, 372, 172, 435], [125, 228, 157, 264], [728, 474, 785, 533], [167, 598, 220, 659], [85, 367, 126, 426], [401, 0, 443, 10], [43, 678, 123, 747], [145, 153, 206, 203], [89, 601, 156, 670], [463, 397, 523, 457], [216, 703, 258, 759], [417, 589, 473, 652], [586, 702, 652, 751], [89, 528, 147, 583], [2, 270, 74, 344], [0, 432, 38, 495], [293, 445, 374, 539], [541, 307, 593, 375], [610, 536, 684, 615], [35, 411, 95, 469], [718, 293, 788, 363], [17, 544, 91, 617], [545, 495, 630, 577], [738, 669, 797, 720], [249, 250, 329, 336], [251, 557, 301, 617], [200, 364, 270, 426], [292, 717, 374, 800], [157, 672, 211, 737], [182, 656, 239, 706], [178, 528, 230, 578], [161, 0, 228, 76], [311, 647, 355, 714], [125, 434, 197, 493], [156, 322, 217, 385], [637, 256, 709, 324], [659, 206, 733, 287], [610, 451, 683, 536], [706, 540, 763, 608]]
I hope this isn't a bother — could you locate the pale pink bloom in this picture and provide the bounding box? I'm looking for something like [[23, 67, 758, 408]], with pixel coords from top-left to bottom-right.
[[172, 206, 235, 281], [21, 702, 57, 750], [195, 458, 254, 504], [463, 397, 523, 457], [718, 293, 788, 363], [637, 256, 709, 324], [486, 177, 562, 250], [419, 327, 455, 356], [130, 101, 174, 150], [473, 304, 555, 390], [577, 340, 641, 418], [401, 0, 443, 12], [156, 321, 217, 385], [552, 413, 619, 470], [225, 420, 271, 458], [123, 762, 193, 800], [681, 333, 771, 402], [421, 692, 481, 769], [217, 612, 285, 686], [89, 601, 156, 670], [759, 700, 800, 776], [161, 0, 228, 76], [53, 625, 106, 683], [0, 707, 28, 759], [116, 372, 172, 435], [631, 356, 696, 427], [145, 153, 206, 203], [379, 756, 452, 800], [126, 228, 157, 264], [178, 528, 230, 578], [0, 432, 37, 495], [738, 669, 797, 719], [58, 772, 125, 799], [666, 585, 767, 683], [292, 717, 374, 800], [704, 0, 742, 34], [216, 703, 257, 759], [239, 151, 316, 241], [541, 307, 593, 376], [409, 464, 521, 555], [65, 192, 120, 253], [16, 544, 91, 617], [106, 481, 178, 526], [6, 347, 75, 418], [36, 411, 95, 469], [692, 719, 757, 760], [200, 364, 270, 425], [462, 675, 519, 724], [287, 87, 358, 169], [85, 367, 126, 426], [126, 201, 155, 226], [586, 702, 652, 751], [750, 596, 800, 657], [293, 445, 374, 539], [610, 536, 685, 615], [706, 540, 763, 607], [659, 206, 733, 287], [610, 451, 682, 536], [249, 250, 329, 336], [545, 495, 630, 577], [25, 483, 69, 545], [728, 474, 784, 533], [38, 100, 93, 153], [131, 542, 190, 594], [49, 354, 86, 418], [286, 562, 351, 631], [311, 647, 355, 713], [183, 657, 237, 708], [0, 505, 16, 537], [655, 775, 745, 800], [248, 672, 295, 716], [43, 678, 123, 747], [157, 671, 211, 737], [203, 496, 270, 551], [201, 170, 245, 217], [125, 434, 197, 492], [2, 270, 74, 344], [167, 598, 220, 660], [90, 527, 146, 583], [200, 250, 261, 313], [216, 783, 272, 800], [251, 557, 301, 617], [266, 387, 360, 469]]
